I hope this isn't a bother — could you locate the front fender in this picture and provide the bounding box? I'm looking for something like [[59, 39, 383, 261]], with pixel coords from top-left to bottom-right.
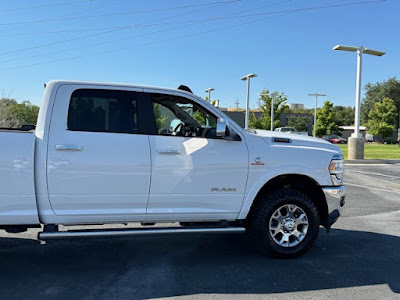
[[237, 164, 330, 220]]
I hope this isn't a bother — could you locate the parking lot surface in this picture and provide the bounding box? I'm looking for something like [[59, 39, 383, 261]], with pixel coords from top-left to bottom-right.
[[1, 163, 399, 300]]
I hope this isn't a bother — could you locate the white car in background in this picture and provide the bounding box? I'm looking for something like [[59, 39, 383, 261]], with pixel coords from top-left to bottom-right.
[[274, 127, 309, 136]]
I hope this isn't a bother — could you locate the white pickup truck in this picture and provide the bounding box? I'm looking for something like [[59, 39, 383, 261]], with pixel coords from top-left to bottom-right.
[[0, 80, 346, 257]]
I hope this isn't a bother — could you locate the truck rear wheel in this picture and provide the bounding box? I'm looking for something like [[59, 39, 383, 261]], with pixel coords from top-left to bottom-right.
[[247, 188, 320, 258]]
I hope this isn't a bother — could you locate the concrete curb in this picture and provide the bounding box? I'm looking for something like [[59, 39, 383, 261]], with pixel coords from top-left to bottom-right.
[[344, 159, 400, 165]]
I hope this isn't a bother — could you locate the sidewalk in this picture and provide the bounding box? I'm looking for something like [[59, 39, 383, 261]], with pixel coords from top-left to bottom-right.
[[345, 159, 400, 164]]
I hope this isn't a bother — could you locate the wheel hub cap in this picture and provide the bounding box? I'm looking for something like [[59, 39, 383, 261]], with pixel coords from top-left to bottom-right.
[[282, 218, 295, 231], [269, 204, 309, 248]]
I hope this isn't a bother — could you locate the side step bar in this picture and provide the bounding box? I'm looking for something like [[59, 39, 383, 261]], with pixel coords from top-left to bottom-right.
[[38, 227, 246, 240]]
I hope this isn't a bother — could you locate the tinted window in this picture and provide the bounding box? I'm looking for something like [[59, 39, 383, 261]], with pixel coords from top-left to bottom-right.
[[68, 89, 146, 134]]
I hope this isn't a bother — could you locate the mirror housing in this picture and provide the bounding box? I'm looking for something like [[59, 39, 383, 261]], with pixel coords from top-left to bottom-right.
[[169, 119, 183, 132], [216, 118, 228, 137]]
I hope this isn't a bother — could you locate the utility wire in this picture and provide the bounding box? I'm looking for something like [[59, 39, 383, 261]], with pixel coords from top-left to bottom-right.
[[0, 0, 299, 64], [0, 0, 241, 57], [0, 0, 294, 37], [0, 0, 92, 13], [0, 0, 240, 26], [0, 0, 386, 71], [0, 0, 293, 64], [0, 24, 189, 64]]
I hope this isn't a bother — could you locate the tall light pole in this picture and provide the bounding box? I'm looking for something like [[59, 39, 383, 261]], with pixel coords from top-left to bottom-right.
[[260, 92, 287, 131], [204, 87, 214, 103], [333, 44, 385, 159], [241, 73, 257, 130], [307, 93, 326, 137]]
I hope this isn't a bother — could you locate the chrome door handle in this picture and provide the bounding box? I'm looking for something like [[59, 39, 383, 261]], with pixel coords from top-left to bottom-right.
[[157, 148, 181, 155], [55, 144, 83, 151]]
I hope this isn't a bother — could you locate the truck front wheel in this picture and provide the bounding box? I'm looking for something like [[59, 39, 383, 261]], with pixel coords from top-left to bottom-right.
[[247, 188, 320, 258]]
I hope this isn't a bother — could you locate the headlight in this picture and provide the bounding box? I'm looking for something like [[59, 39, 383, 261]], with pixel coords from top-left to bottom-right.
[[329, 154, 344, 185]]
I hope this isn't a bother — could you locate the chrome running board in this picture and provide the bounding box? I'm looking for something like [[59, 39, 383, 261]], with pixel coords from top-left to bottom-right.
[[38, 226, 245, 240]]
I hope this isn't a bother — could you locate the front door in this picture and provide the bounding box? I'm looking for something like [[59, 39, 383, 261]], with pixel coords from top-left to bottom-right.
[[145, 89, 248, 220], [46, 85, 153, 216]]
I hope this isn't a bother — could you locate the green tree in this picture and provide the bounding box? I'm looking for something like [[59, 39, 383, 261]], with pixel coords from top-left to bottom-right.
[[153, 103, 167, 132], [287, 115, 312, 132], [315, 101, 340, 137], [361, 77, 400, 128], [249, 89, 288, 130], [9, 101, 39, 125], [0, 98, 39, 128], [366, 97, 397, 140], [192, 110, 206, 125], [332, 106, 354, 126], [0, 98, 18, 127]]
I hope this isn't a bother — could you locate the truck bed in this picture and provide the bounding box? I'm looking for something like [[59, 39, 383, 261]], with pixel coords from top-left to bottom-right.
[[0, 131, 39, 225]]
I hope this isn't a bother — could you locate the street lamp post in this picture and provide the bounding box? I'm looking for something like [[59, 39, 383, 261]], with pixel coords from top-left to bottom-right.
[[260, 92, 287, 131], [204, 88, 214, 103], [271, 94, 275, 131], [241, 73, 257, 130], [333, 45, 385, 159], [307, 93, 326, 137]]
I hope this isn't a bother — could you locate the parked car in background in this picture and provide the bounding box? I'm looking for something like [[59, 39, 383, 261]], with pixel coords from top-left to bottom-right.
[[322, 135, 347, 144], [274, 127, 308, 136], [365, 133, 374, 142]]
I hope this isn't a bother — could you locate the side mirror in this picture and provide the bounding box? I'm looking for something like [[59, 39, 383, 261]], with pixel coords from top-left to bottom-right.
[[216, 118, 228, 137], [169, 119, 183, 132]]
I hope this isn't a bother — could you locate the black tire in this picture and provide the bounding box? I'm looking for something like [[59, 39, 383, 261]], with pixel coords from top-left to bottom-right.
[[247, 188, 320, 258]]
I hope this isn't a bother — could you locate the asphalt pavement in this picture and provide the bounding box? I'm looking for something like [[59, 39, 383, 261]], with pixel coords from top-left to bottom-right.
[[1, 163, 399, 300]]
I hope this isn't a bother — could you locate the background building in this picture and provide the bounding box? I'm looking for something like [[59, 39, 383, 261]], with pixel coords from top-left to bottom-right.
[[288, 103, 305, 110]]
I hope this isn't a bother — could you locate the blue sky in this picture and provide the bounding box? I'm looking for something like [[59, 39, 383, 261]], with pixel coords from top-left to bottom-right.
[[0, 0, 398, 109]]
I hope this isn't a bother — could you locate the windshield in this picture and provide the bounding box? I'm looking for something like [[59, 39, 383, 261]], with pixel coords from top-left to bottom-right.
[[280, 127, 296, 132]]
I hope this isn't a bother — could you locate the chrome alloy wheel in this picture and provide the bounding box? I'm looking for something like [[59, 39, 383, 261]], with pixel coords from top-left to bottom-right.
[[269, 204, 309, 247]]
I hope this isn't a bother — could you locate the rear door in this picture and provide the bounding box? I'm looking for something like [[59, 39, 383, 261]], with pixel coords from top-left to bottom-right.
[[46, 84, 154, 216]]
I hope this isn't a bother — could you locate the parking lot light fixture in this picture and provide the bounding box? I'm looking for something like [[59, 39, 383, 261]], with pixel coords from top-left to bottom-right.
[[307, 93, 326, 137], [333, 44, 385, 159], [204, 88, 215, 103], [241, 73, 257, 130]]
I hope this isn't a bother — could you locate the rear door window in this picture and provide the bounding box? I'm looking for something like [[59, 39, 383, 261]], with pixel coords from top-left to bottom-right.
[[67, 89, 155, 134]]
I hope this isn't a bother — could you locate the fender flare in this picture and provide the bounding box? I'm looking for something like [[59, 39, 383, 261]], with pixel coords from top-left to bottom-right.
[[238, 164, 326, 219]]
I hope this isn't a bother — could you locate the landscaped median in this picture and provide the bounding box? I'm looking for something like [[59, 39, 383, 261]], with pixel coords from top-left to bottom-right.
[[338, 143, 400, 160]]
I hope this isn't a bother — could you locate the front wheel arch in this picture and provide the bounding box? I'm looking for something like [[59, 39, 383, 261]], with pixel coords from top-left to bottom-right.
[[246, 174, 329, 228]]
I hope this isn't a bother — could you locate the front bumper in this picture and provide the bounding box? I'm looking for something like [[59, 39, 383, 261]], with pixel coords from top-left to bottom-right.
[[322, 185, 346, 227]]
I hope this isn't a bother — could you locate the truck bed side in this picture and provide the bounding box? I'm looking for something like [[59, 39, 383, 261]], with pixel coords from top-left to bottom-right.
[[0, 131, 39, 225]]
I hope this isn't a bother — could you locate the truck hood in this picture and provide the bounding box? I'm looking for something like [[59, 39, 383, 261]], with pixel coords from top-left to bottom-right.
[[248, 129, 341, 155]]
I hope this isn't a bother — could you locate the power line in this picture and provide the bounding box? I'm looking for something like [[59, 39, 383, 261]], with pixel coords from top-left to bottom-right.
[[0, 0, 128, 35], [0, 0, 298, 64], [0, 0, 293, 37], [0, 0, 386, 71], [0, 0, 293, 64], [0, 0, 241, 57], [0, 0, 92, 13], [0, 0, 240, 26], [0, 23, 189, 64], [0, 1, 263, 65]]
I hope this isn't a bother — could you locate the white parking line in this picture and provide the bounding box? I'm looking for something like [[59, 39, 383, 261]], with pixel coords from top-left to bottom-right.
[[346, 183, 400, 194], [345, 163, 395, 166], [346, 169, 400, 179]]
